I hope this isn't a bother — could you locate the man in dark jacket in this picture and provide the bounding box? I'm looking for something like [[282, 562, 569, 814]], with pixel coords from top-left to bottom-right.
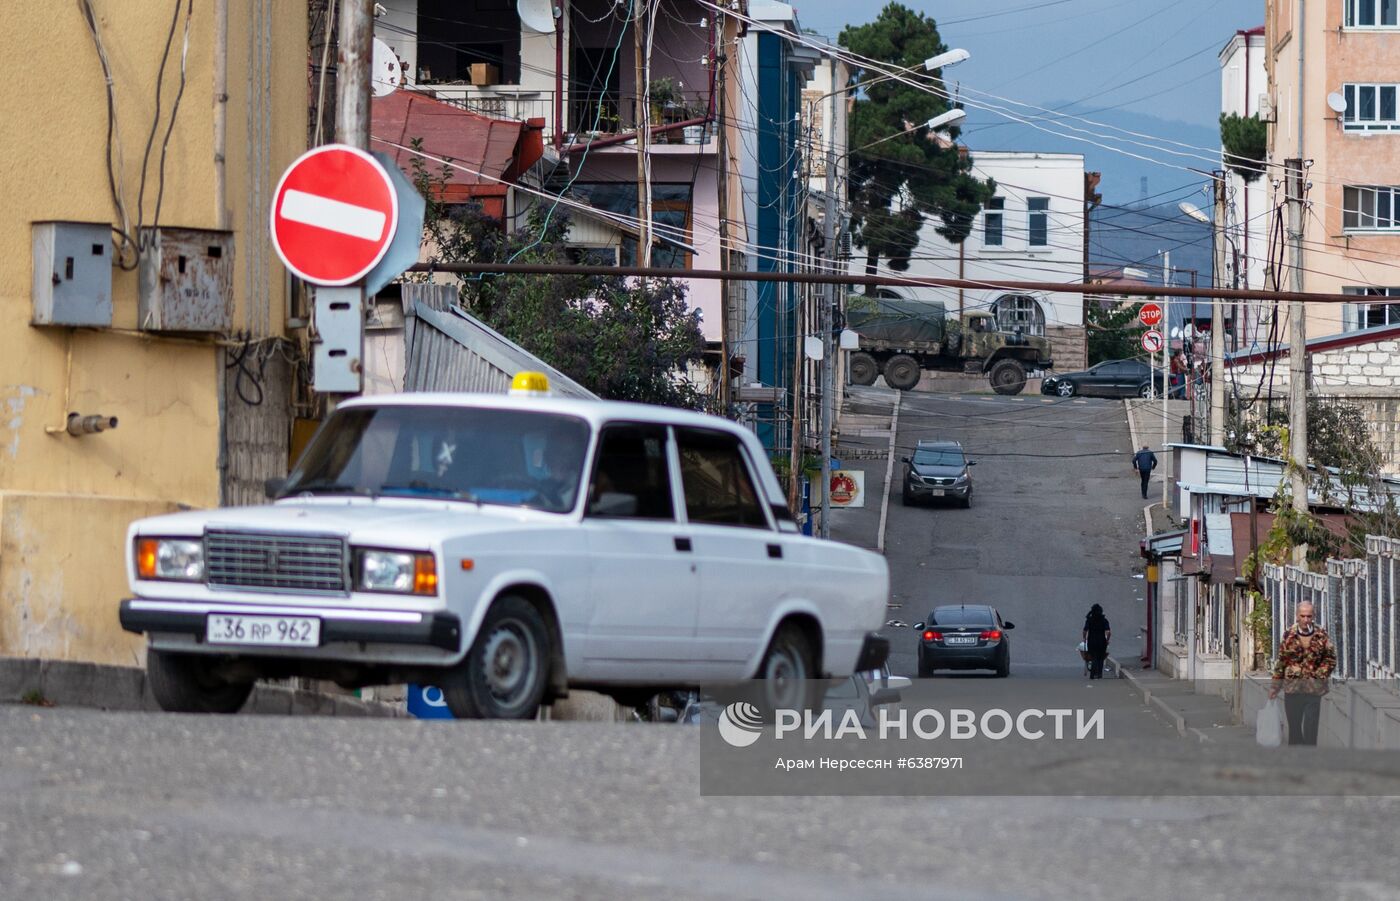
[[1132, 446, 1157, 499]]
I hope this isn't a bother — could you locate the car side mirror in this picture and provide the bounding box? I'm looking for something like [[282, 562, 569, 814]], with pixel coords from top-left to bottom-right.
[[901, 456, 911, 463], [869, 688, 902, 707], [264, 477, 286, 499], [1002, 621, 1015, 630], [968, 461, 978, 466], [912, 622, 925, 631], [588, 492, 639, 518]]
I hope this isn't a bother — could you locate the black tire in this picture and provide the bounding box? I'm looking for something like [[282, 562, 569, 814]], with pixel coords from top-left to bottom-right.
[[918, 655, 935, 678], [995, 651, 1010, 678], [988, 359, 1027, 396], [884, 354, 921, 391], [1056, 380, 1076, 398], [960, 492, 972, 509], [849, 352, 879, 387], [1138, 382, 1154, 399], [755, 623, 817, 711], [902, 483, 914, 506], [146, 649, 253, 714], [443, 595, 551, 719]]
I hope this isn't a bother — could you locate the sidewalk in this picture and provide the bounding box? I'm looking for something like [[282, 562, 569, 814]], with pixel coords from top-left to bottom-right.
[[827, 384, 900, 552]]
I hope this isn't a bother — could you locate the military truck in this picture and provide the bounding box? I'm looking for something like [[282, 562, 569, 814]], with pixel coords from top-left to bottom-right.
[[844, 294, 1054, 395]]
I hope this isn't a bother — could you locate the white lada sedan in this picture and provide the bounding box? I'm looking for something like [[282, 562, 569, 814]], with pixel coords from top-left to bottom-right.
[[121, 377, 891, 718]]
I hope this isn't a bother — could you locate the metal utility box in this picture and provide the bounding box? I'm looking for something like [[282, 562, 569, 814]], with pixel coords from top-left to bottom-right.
[[31, 221, 113, 327], [138, 227, 235, 332]]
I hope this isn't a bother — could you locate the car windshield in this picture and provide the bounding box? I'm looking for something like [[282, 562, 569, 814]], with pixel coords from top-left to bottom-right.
[[913, 448, 965, 467], [283, 405, 592, 514], [929, 606, 995, 626]]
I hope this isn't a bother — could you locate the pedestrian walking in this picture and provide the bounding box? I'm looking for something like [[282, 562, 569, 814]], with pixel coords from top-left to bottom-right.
[[1131, 445, 1157, 499], [1268, 602, 1337, 745], [1083, 603, 1111, 679]]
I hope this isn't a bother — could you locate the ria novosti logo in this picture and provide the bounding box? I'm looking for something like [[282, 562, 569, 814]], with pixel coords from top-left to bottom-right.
[[717, 701, 765, 748]]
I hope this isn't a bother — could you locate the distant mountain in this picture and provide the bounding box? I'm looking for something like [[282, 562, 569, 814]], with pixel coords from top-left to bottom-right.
[[962, 102, 1222, 205], [1090, 202, 1215, 327]]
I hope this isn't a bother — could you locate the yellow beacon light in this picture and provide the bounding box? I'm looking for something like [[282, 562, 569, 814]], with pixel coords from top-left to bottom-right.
[[509, 371, 551, 396]]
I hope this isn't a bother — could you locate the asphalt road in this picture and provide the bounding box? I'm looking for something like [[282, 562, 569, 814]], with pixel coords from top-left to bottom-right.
[[879, 391, 1149, 679]]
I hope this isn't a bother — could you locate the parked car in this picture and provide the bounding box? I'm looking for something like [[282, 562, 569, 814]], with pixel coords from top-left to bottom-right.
[[120, 374, 891, 719], [678, 665, 911, 728], [902, 440, 976, 508], [914, 604, 1014, 677], [1040, 358, 1162, 398]]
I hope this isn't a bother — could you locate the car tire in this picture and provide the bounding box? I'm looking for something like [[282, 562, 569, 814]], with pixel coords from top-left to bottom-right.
[[884, 355, 921, 391], [849, 352, 879, 387], [902, 485, 913, 506], [995, 652, 1010, 678], [960, 492, 972, 509], [918, 657, 935, 678], [1056, 380, 1076, 398], [988, 359, 1027, 396], [146, 649, 253, 714], [1138, 382, 1154, 399], [443, 594, 551, 720], [755, 623, 817, 711]]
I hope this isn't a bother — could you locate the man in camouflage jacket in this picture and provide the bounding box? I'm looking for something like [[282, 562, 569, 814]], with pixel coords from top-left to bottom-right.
[[1268, 602, 1337, 745]]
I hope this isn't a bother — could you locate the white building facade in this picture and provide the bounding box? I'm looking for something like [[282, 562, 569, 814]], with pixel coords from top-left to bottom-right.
[[1219, 26, 1270, 348]]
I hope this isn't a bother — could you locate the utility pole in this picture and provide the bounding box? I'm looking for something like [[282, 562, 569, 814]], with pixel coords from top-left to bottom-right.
[[1210, 172, 1228, 446], [819, 60, 838, 540], [1285, 158, 1309, 561], [715, 14, 732, 414], [633, 0, 652, 269], [1161, 250, 1170, 508]]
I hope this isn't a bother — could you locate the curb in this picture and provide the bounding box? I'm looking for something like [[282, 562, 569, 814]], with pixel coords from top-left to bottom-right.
[[1110, 654, 1194, 740], [0, 656, 406, 718], [875, 391, 902, 554]]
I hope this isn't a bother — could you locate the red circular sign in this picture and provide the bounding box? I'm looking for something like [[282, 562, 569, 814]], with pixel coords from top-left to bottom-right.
[[270, 144, 399, 286], [1138, 302, 1164, 327]]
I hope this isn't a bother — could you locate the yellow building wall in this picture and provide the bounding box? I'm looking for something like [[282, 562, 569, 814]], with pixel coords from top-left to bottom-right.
[[0, 1, 307, 664]]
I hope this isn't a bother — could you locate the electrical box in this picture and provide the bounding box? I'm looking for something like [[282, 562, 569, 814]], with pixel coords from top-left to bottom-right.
[[31, 221, 113, 327], [138, 227, 235, 332]]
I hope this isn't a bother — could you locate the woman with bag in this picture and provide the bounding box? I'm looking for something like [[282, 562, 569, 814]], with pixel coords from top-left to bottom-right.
[[1082, 604, 1111, 679]]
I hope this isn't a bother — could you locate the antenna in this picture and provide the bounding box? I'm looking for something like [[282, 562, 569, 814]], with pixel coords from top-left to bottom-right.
[[1326, 91, 1348, 114], [518, 0, 556, 33], [371, 38, 403, 97]]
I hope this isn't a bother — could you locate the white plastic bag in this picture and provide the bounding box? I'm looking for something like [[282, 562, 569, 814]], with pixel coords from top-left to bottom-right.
[[1256, 697, 1284, 747]]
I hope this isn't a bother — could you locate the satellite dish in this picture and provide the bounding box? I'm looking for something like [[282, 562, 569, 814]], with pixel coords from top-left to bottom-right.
[[518, 0, 556, 33], [1327, 91, 1348, 113], [371, 37, 403, 97]]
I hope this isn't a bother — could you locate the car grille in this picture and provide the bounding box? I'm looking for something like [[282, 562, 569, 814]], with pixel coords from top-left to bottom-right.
[[205, 530, 348, 595]]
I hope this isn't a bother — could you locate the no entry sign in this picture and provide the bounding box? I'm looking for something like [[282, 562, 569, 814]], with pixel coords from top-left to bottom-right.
[[270, 144, 399, 286], [1141, 329, 1164, 354], [1138, 302, 1164, 327]]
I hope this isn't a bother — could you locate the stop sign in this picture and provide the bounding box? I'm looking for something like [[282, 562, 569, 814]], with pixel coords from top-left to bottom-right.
[[1138, 302, 1164, 327], [270, 144, 400, 286]]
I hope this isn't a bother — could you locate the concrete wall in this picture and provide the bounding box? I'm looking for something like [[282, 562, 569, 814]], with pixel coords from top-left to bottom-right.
[[0, 2, 305, 664], [1240, 674, 1400, 750]]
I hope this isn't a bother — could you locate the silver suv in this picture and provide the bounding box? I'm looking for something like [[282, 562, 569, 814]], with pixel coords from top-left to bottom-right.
[[902, 440, 976, 508]]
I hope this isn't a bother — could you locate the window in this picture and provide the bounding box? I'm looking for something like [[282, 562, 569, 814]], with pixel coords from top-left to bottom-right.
[[983, 197, 1004, 246], [1342, 84, 1400, 131], [1343, 186, 1400, 230], [675, 428, 769, 529], [912, 447, 965, 467], [992, 294, 1046, 336], [1346, 0, 1399, 27], [570, 183, 693, 269], [1344, 287, 1400, 330], [586, 424, 675, 520], [1028, 197, 1049, 247]]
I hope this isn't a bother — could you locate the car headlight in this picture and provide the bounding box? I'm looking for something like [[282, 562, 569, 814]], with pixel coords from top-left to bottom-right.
[[136, 538, 205, 582], [356, 549, 438, 595]]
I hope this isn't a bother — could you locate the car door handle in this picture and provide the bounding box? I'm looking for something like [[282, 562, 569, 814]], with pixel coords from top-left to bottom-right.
[[675, 536, 692, 552], [767, 543, 783, 559]]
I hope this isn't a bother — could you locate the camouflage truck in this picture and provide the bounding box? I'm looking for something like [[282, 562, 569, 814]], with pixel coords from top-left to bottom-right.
[[844, 294, 1054, 395]]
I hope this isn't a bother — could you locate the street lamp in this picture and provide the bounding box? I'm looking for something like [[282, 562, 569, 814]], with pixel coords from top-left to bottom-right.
[[853, 108, 967, 153]]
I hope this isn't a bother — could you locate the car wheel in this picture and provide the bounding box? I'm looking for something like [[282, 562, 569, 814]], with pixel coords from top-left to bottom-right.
[[755, 623, 817, 711], [849, 352, 879, 387], [443, 594, 551, 719], [146, 649, 254, 714], [918, 656, 936, 678], [960, 492, 972, 509], [902, 485, 913, 506], [884, 355, 921, 391], [1138, 382, 1154, 399], [1056, 380, 1075, 398], [995, 651, 1010, 678], [988, 359, 1027, 395]]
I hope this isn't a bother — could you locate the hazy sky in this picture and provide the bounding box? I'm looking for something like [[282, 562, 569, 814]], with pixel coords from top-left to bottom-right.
[[792, 0, 1265, 199]]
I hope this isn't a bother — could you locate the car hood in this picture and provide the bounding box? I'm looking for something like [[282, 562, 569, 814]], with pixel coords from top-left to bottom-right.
[[129, 497, 569, 546], [912, 464, 966, 478]]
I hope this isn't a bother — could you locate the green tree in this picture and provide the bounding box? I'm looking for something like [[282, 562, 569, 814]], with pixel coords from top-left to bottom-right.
[[1086, 298, 1147, 365], [840, 3, 996, 275], [409, 148, 705, 407], [1220, 112, 1267, 183]]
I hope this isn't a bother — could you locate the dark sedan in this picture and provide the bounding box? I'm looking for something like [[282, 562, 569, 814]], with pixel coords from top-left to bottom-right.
[[914, 604, 1014, 677], [902, 440, 976, 508], [1040, 358, 1163, 399]]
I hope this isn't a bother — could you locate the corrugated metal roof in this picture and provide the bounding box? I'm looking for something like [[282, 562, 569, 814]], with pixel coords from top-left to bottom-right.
[[1189, 450, 1400, 510]]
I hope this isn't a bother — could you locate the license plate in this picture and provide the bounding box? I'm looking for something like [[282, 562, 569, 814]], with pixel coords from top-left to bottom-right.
[[945, 636, 976, 645], [206, 614, 321, 647], [930, 489, 945, 496]]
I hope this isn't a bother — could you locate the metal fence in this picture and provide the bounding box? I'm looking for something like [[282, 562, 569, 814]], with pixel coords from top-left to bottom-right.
[[1262, 536, 1399, 690]]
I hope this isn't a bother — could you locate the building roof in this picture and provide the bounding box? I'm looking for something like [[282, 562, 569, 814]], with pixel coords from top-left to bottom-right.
[[1172, 444, 1400, 511], [1225, 321, 1400, 368], [370, 90, 543, 203]]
